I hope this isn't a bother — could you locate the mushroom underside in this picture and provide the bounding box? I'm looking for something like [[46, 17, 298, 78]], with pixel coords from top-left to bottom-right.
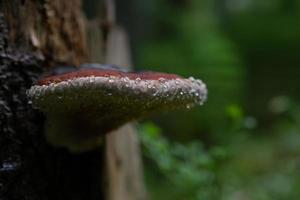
[[28, 75, 207, 151]]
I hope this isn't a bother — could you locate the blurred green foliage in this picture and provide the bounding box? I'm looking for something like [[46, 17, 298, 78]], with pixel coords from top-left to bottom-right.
[[134, 0, 300, 199], [139, 123, 226, 200], [136, 0, 245, 142], [140, 97, 300, 199]]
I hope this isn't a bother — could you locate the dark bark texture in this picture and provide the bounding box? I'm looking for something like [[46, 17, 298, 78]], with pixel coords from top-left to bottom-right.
[[0, 0, 147, 199], [0, 1, 104, 199]]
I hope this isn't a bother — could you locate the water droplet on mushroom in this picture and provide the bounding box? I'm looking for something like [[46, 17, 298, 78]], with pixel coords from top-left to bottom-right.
[[108, 79, 114, 83], [50, 86, 56, 93], [196, 79, 203, 85], [90, 76, 95, 82], [188, 77, 195, 81], [158, 78, 165, 82], [135, 77, 141, 83], [190, 88, 196, 93]]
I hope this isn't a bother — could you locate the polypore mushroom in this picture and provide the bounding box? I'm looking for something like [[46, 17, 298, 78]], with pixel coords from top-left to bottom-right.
[[27, 65, 207, 152]]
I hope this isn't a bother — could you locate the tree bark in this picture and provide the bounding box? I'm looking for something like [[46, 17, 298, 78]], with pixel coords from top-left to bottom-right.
[[104, 26, 147, 200], [86, 1, 147, 199], [0, 0, 146, 199]]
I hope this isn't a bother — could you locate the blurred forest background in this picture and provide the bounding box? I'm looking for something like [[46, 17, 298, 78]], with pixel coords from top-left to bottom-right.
[[93, 0, 300, 199]]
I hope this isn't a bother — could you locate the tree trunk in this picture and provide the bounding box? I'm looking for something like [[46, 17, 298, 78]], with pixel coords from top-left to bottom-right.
[[0, 0, 146, 199], [105, 26, 147, 200]]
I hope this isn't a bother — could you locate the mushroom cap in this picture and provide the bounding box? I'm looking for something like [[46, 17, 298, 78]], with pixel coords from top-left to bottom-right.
[[27, 68, 207, 151]]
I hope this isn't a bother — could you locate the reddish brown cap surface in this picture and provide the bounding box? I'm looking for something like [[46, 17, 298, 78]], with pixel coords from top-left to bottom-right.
[[37, 69, 181, 85]]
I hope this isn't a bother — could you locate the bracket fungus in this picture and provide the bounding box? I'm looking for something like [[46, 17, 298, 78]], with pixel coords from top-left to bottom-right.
[[27, 65, 207, 152]]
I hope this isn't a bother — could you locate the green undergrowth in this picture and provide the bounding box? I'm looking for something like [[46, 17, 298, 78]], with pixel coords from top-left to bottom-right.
[[138, 97, 300, 200]]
